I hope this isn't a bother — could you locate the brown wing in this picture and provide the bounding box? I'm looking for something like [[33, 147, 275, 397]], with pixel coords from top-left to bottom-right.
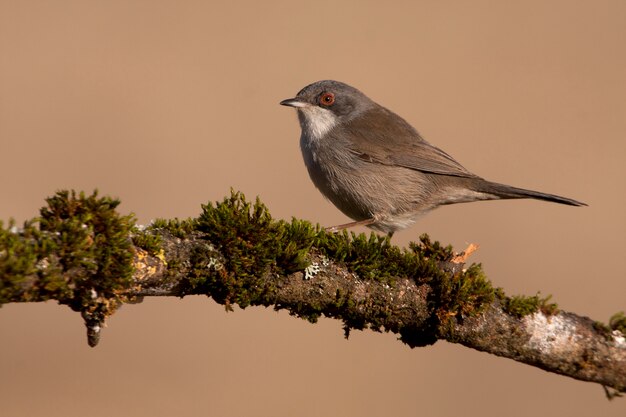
[[341, 106, 479, 178]]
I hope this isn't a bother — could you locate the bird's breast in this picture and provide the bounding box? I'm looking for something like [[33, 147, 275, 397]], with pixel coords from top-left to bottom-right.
[[300, 132, 398, 221]]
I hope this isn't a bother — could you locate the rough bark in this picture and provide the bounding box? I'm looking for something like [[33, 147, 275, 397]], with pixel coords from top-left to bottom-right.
[[3, 229, 624, 394]]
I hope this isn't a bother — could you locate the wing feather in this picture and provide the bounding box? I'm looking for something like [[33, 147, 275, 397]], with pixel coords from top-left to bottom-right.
[[341, 107, 478, 178]]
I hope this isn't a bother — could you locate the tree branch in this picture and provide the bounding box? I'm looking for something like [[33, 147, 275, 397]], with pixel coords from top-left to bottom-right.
[[1, 190, 624, 396]]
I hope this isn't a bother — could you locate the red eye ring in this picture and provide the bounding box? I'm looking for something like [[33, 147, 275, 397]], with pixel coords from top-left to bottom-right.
[[319, 92, 335, 106]]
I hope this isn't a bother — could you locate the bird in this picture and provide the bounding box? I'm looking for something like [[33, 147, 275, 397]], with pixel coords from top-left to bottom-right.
[[280, 80, 586, 235]]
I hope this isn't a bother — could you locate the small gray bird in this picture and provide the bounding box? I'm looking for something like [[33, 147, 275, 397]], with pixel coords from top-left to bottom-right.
[[280, 80, 586, 234]]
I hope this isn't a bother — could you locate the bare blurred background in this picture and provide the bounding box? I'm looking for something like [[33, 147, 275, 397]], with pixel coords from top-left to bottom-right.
[[1, 1, 625, 416]]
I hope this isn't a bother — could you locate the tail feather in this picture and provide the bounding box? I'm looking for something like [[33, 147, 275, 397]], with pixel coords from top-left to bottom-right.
[[475, 180, 587, 207]]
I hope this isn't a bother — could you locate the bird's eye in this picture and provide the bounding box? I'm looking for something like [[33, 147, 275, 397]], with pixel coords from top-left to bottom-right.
[[319, 92, 335, 106]]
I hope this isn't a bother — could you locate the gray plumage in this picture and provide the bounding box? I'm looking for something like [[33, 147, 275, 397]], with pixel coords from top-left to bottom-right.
[[280, 80, 586, 234]]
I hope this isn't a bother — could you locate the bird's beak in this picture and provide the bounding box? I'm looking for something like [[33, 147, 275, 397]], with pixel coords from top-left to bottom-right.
[[279, 97, 310, 108]]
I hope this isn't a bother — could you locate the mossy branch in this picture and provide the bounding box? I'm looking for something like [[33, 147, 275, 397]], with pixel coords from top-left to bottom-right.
[[1, 190, 624, 396]]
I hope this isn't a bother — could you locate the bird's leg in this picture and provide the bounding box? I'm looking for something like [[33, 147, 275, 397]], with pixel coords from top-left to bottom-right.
[[324, 218, 377, 233]]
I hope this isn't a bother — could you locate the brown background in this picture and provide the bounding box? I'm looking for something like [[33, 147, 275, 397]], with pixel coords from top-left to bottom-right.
[[1, 1, 625, 416]]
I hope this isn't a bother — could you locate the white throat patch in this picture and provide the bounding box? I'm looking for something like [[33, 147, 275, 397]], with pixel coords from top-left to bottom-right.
[[298, 107, 338, 141]]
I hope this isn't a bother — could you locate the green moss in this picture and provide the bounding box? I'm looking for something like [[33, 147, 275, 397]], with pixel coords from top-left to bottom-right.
[[503, 293, 558, 318], [190, 190, 315, 308], [38, 190, 135, 305], [150, 217, 196, 239], [314, 232, 454, 286], [0, 219, 60, 304], [196, 190, 314, 278], [436, 263, 494, 319], [399, 237, 494, 341], [6, 189, 564, 348], [409, 234, 454, 262], [1, 190, 135, 345], [188, 191, 497, 345], [131, 227, 162, 255], [315, 231, 393, 281], [194, 191, 459, 290], [289, 230, 457, 338]]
